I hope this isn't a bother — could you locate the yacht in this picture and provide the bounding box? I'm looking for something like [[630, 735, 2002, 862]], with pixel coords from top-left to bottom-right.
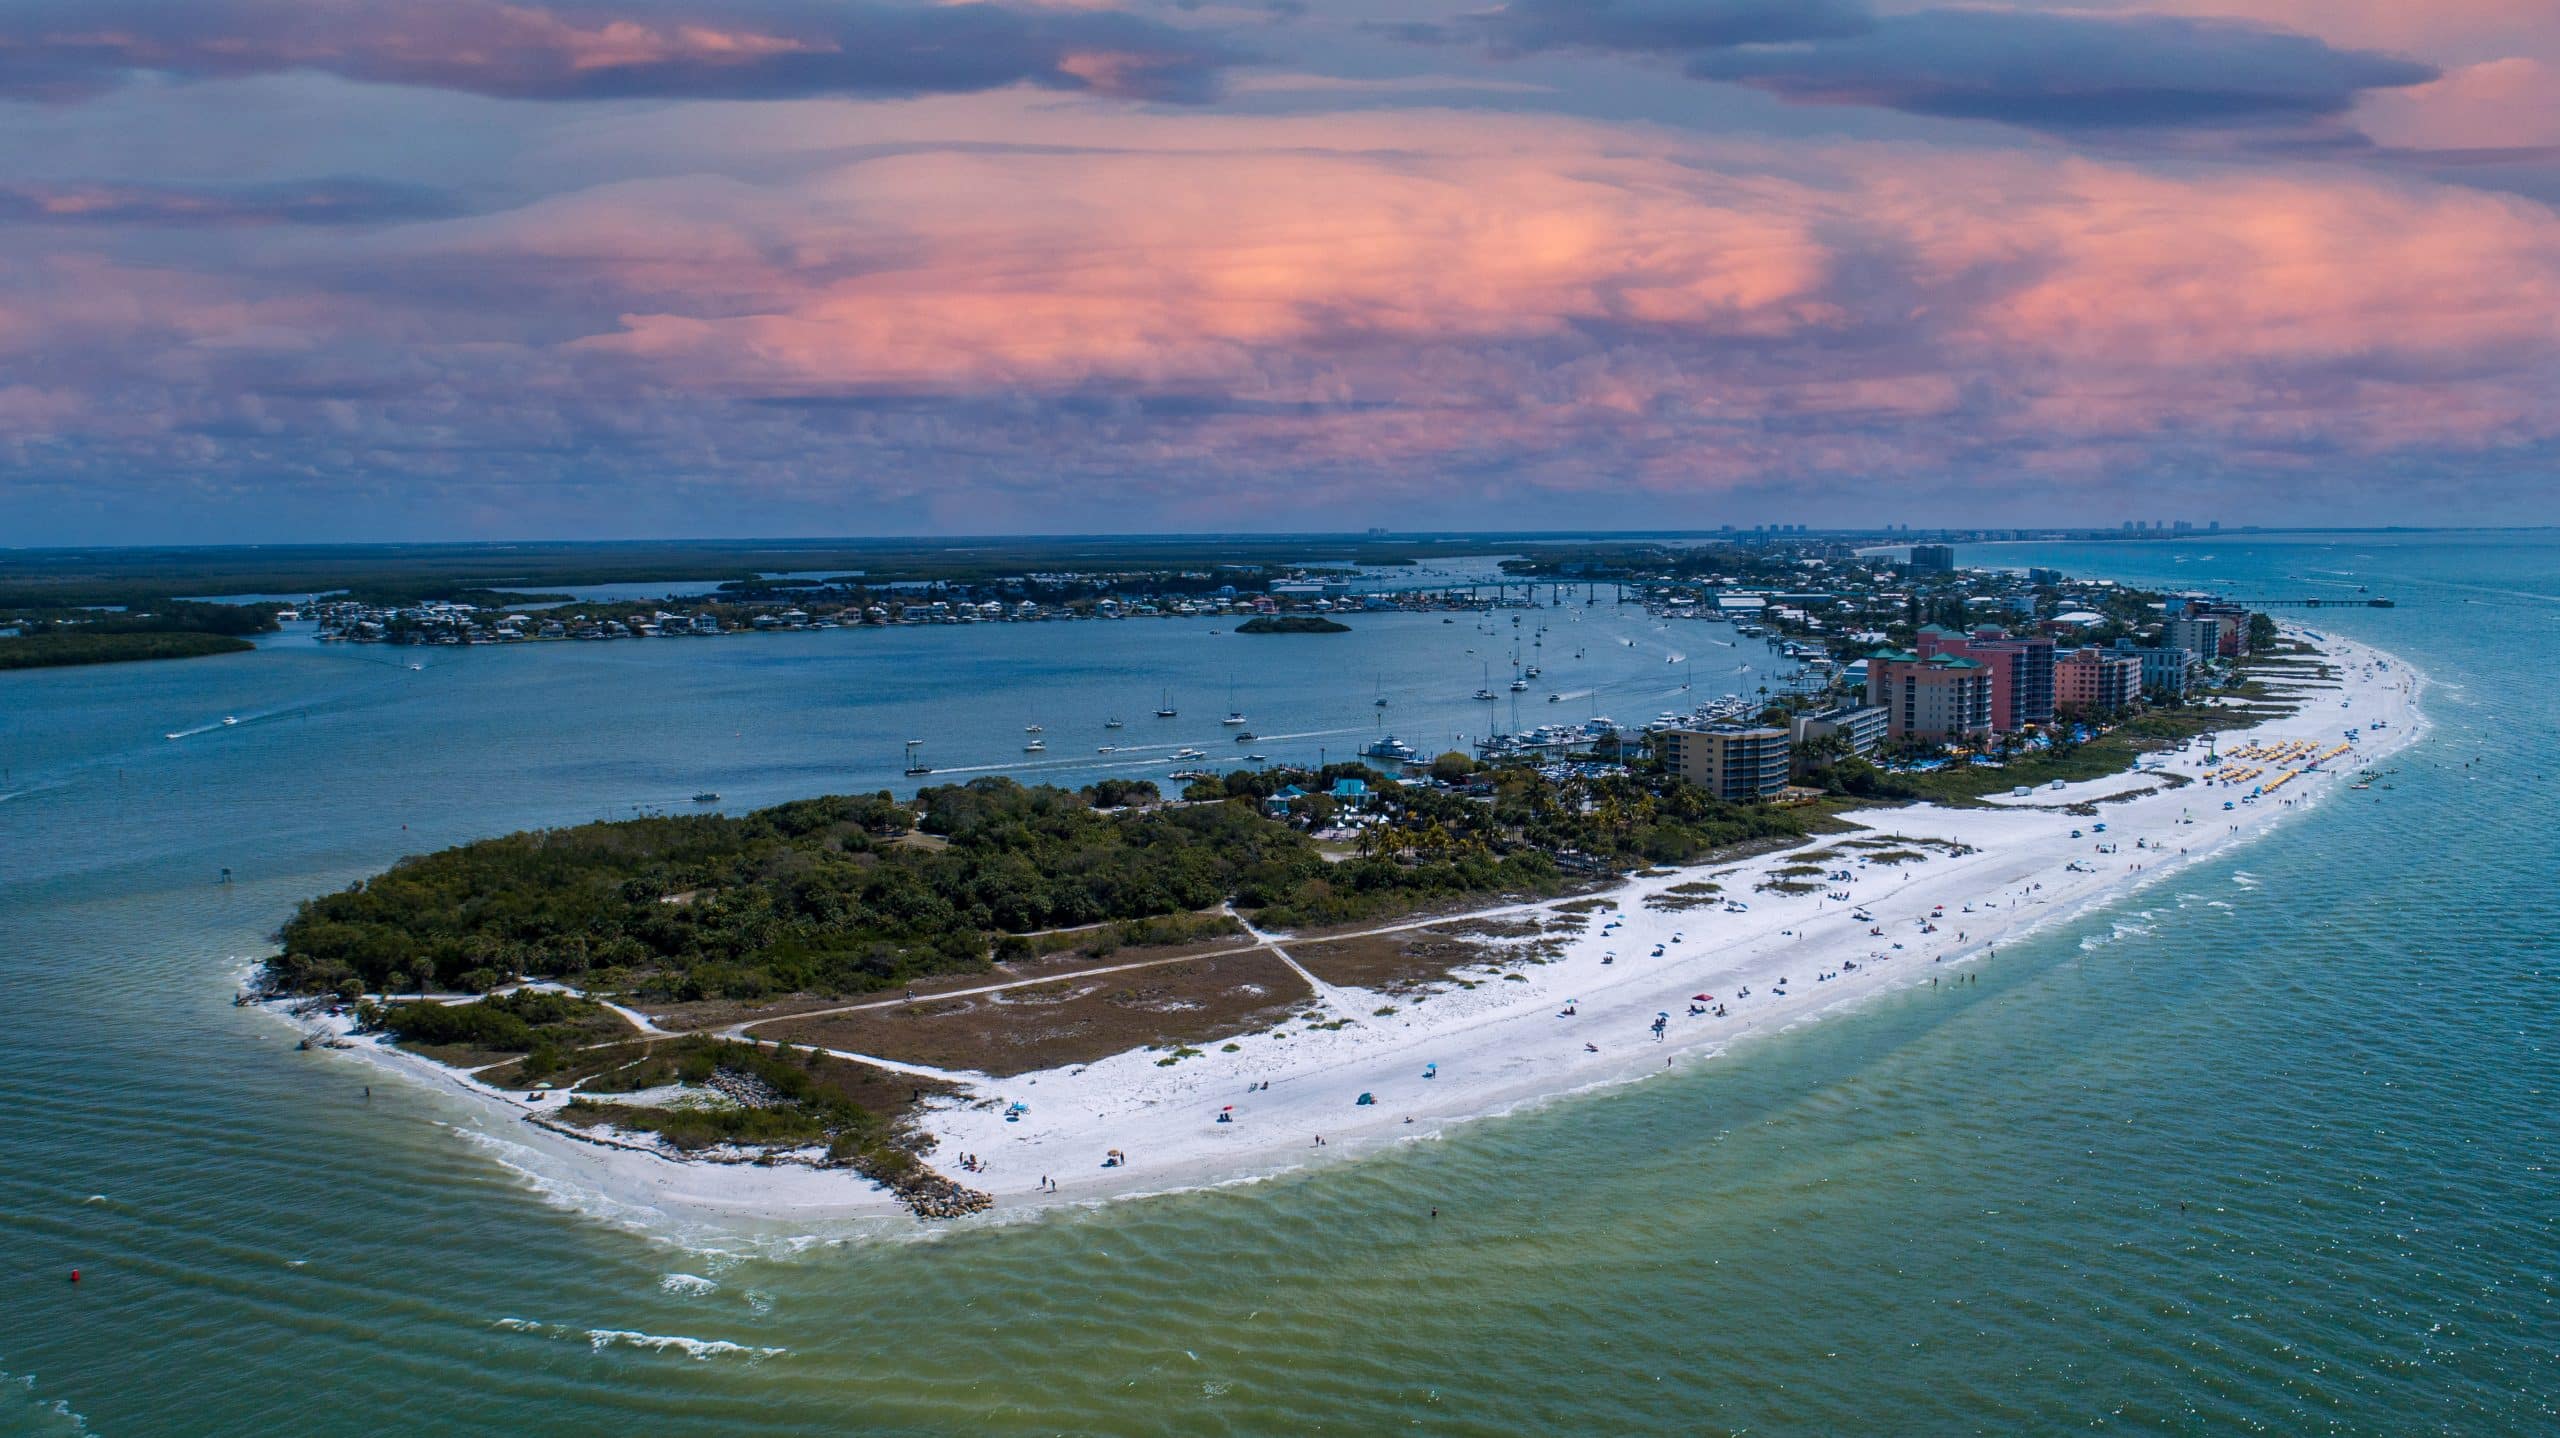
[[1510, 677, 1529, 692], [1171, 747, 1208, 761], [1363, 735, 1416, 762], [1023, 738, 1047, 753]]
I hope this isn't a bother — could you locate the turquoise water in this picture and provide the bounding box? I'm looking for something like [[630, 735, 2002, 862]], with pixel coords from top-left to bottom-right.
[[2, 534, 2552, 1434]]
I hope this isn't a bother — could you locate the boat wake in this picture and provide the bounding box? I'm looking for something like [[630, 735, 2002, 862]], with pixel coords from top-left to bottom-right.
[[492, 1317, 784, 1362]]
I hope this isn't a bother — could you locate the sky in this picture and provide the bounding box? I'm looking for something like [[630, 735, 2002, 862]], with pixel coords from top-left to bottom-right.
[[2, 0, 2556, 544]]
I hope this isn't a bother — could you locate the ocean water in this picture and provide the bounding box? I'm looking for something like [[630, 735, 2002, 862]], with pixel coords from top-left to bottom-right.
[[1, 534, 2552, 1435]]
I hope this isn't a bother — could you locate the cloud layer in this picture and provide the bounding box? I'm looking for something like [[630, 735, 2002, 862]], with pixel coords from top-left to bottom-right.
[[0, 0, 2554, 539], [0, 0, 1236, 104]]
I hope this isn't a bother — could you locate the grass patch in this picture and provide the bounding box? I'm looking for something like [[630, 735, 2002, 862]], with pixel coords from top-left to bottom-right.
[[750, 951, 1313, 1077]]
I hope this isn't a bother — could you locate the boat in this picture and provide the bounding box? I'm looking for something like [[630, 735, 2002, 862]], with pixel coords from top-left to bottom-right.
[[1245, 753, 1267, 762], [1097, 745, 1117, 754], [1223, 712, 1248, 726], [1171, 747, 1207, 761], [1363, 735, 1416, 761], [1234, 731, 1256, 743], [1510, 677, 1529, 692], [1023, 739, 1046, 753], [1474, 688, 1498, 702], [1024, 723, 1043, 734], [221, 716, 239, 726], [903, 739, 933, 776], [1548, 692, 1563, 702], [1155, 689, 1178, 718], [1103, 716, 1124, 729], [692, 791, 720, 803]]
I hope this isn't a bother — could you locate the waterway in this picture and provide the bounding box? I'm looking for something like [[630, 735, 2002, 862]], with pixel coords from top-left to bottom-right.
[[0, 532, 2550, 1434]]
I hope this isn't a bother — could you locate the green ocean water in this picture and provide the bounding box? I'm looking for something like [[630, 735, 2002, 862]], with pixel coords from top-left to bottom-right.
[[1, 533, 2551, 1435]]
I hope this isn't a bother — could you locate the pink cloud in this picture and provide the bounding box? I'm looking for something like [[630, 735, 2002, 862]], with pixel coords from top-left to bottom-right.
[[9, 101, 2560, 522], [2358, 58, 2560, 149]]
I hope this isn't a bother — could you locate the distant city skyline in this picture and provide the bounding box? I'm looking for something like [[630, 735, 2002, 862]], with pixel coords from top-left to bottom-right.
[[2, 0, 2554, 544]]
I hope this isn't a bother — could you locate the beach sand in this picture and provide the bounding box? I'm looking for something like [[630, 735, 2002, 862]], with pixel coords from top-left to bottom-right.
[[273, 629, 2426, 1234]]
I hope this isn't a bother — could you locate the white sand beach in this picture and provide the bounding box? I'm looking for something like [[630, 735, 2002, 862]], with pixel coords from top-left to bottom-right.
[[274, 629, 2426, 1233]]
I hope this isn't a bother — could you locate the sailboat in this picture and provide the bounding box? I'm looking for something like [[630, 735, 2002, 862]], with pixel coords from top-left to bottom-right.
[[903, 739, 933, 776], [1155, 689, 1178, 718], [1221, 681, 1247, 726], [1373, 674, 1389, 709]]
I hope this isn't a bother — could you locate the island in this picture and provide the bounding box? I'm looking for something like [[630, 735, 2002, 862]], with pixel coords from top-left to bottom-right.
[[260, 768, 1800, 1215], [1233, 614, 1350, 634], [0, 601, 276, 670], [250, 561, 2420, 1225]]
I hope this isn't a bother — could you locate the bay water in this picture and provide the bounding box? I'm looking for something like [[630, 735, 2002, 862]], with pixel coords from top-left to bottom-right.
[[1, 534, 2550, 1434]]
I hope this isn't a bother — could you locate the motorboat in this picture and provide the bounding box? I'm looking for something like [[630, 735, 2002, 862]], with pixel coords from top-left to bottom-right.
[[692, 791, 719, 803]]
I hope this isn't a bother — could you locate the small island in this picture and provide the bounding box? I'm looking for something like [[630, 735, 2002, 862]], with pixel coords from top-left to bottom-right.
[[1235, 614, 1350, 634], [0, 600, 276, 670]]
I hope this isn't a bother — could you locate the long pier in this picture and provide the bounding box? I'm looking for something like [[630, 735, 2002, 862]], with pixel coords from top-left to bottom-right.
[[2246, 597, 2397, 609]]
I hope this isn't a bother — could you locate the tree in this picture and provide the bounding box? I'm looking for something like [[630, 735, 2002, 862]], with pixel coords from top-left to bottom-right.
[[1430, 751, 1476, 783]]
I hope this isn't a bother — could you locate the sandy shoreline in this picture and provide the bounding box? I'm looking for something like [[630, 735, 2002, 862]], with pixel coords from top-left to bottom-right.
[[267, 628, 2426, 1238]]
